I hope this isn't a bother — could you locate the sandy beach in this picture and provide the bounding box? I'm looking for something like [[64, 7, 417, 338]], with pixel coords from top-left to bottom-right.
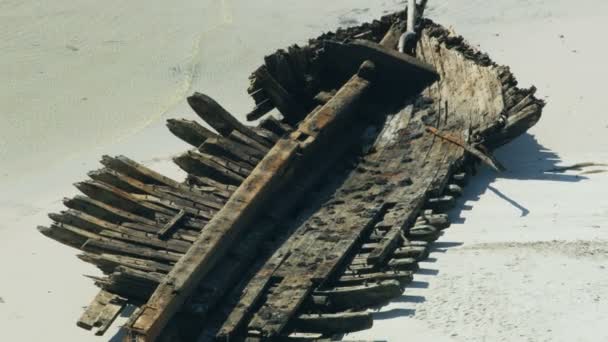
[[1, 0, 606, 341]]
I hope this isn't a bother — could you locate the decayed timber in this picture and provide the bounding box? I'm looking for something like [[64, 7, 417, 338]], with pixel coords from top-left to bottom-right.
[[39, 6, 544, 342], [126, 42, 437, 340]]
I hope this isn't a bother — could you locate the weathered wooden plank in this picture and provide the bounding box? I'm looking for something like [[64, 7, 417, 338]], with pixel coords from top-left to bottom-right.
[[199, 136, 262, 167], [246, 98, 274, 121], [38, 225, 89, 249], [228, 130, 271, 155], [366, 226, 403, 265], [292, 312, 373, 334], [254, 66, 307, 122], [157, 209, 186, 238], [119, 221, 198, 242], [253, 127, 281, 145], [95, 297, 126, 336], [186, 220, 278, 320], [64, 195, 157, 226], [197, 152, 254, 178], [166, 118, 216, 147], [217, 249, 291, 339], [174, 151, 245, 186], [425, 195, 456, 212], [393, 245, 429, 260], [77, 290, 125, 333], [99, 229, 190, 254], [337, 270, 413, 287], [75, 180, 174, 217], [187, 92, 271, 149], [90, 168, 224, 212], [259, 116, 292, 137], [248, 276, 312, 337], [323, 40, 438, 91], [78, 253, 173, 274], [82, 238, 182, 263], [315, 280, 402, 310], [186, 175, 236, 199], [101, 155, 182, 189], [50, 209, 192, 253], [129, 193, 215, 221]]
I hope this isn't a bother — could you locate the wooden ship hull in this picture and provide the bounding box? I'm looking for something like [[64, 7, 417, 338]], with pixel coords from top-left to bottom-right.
[[39, 7, 543, 342]]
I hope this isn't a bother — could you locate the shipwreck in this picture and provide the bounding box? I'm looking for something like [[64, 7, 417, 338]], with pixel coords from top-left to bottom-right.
[[39, 3, 543, 342]]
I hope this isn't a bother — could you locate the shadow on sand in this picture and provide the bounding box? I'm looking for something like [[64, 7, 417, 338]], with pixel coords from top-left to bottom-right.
[[450, 133, 586, 224], [370, 133, 587, 322]]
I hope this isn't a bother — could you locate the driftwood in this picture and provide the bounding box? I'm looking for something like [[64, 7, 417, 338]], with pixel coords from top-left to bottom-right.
[[38, 8, 544, 342]]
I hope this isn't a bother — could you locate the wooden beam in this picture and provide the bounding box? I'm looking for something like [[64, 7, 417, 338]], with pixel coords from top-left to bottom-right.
[[187, 92, 271, 149], [254, 66, 307, 122], [314, 280, 403, 310], [166, 118, 216, 147], [157, 210, 185, 238], [125, 63, 375, 342]]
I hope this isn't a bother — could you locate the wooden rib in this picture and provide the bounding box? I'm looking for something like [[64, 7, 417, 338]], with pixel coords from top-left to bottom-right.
[[253, 66, 306, 122], [314, 280, 402, 310], [425, 195, 456, 211], [228, 130, 271, 155], [78, 253, 173, 274], [186, 174, 238, 195], [393, 245, 429, 261], [75, 180, 174, 217], [197, 152, 254, 178], [50, 209, 192, 253], [120, 222, 198, 242], [89, 168, 223, 212], [424, 213, 450, 229], [246, 98, 274, 121], [64, 195, 157, 226], [259, 116, 293, 136], [253, 127, 281, 145], [103, 155, 232, 205], [199, 136, 263, 167], [38, 225, 90, 249], [336, 271, 413, 287], [153, 186, 225, 211], [166, 118, 216, 147], [99, 229, 190, 254], [292, 312, 373, 335], [82, 238, 182, 263], [100, 155, 182, 189], [187, 92, 271, 149], [173, 151, 245, 186], [129, 193, 215, 221], [366, 226, 403, 265]]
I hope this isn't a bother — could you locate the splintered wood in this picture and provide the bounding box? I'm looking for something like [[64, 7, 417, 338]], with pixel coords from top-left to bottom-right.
[[39, 9, 544, 342]]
